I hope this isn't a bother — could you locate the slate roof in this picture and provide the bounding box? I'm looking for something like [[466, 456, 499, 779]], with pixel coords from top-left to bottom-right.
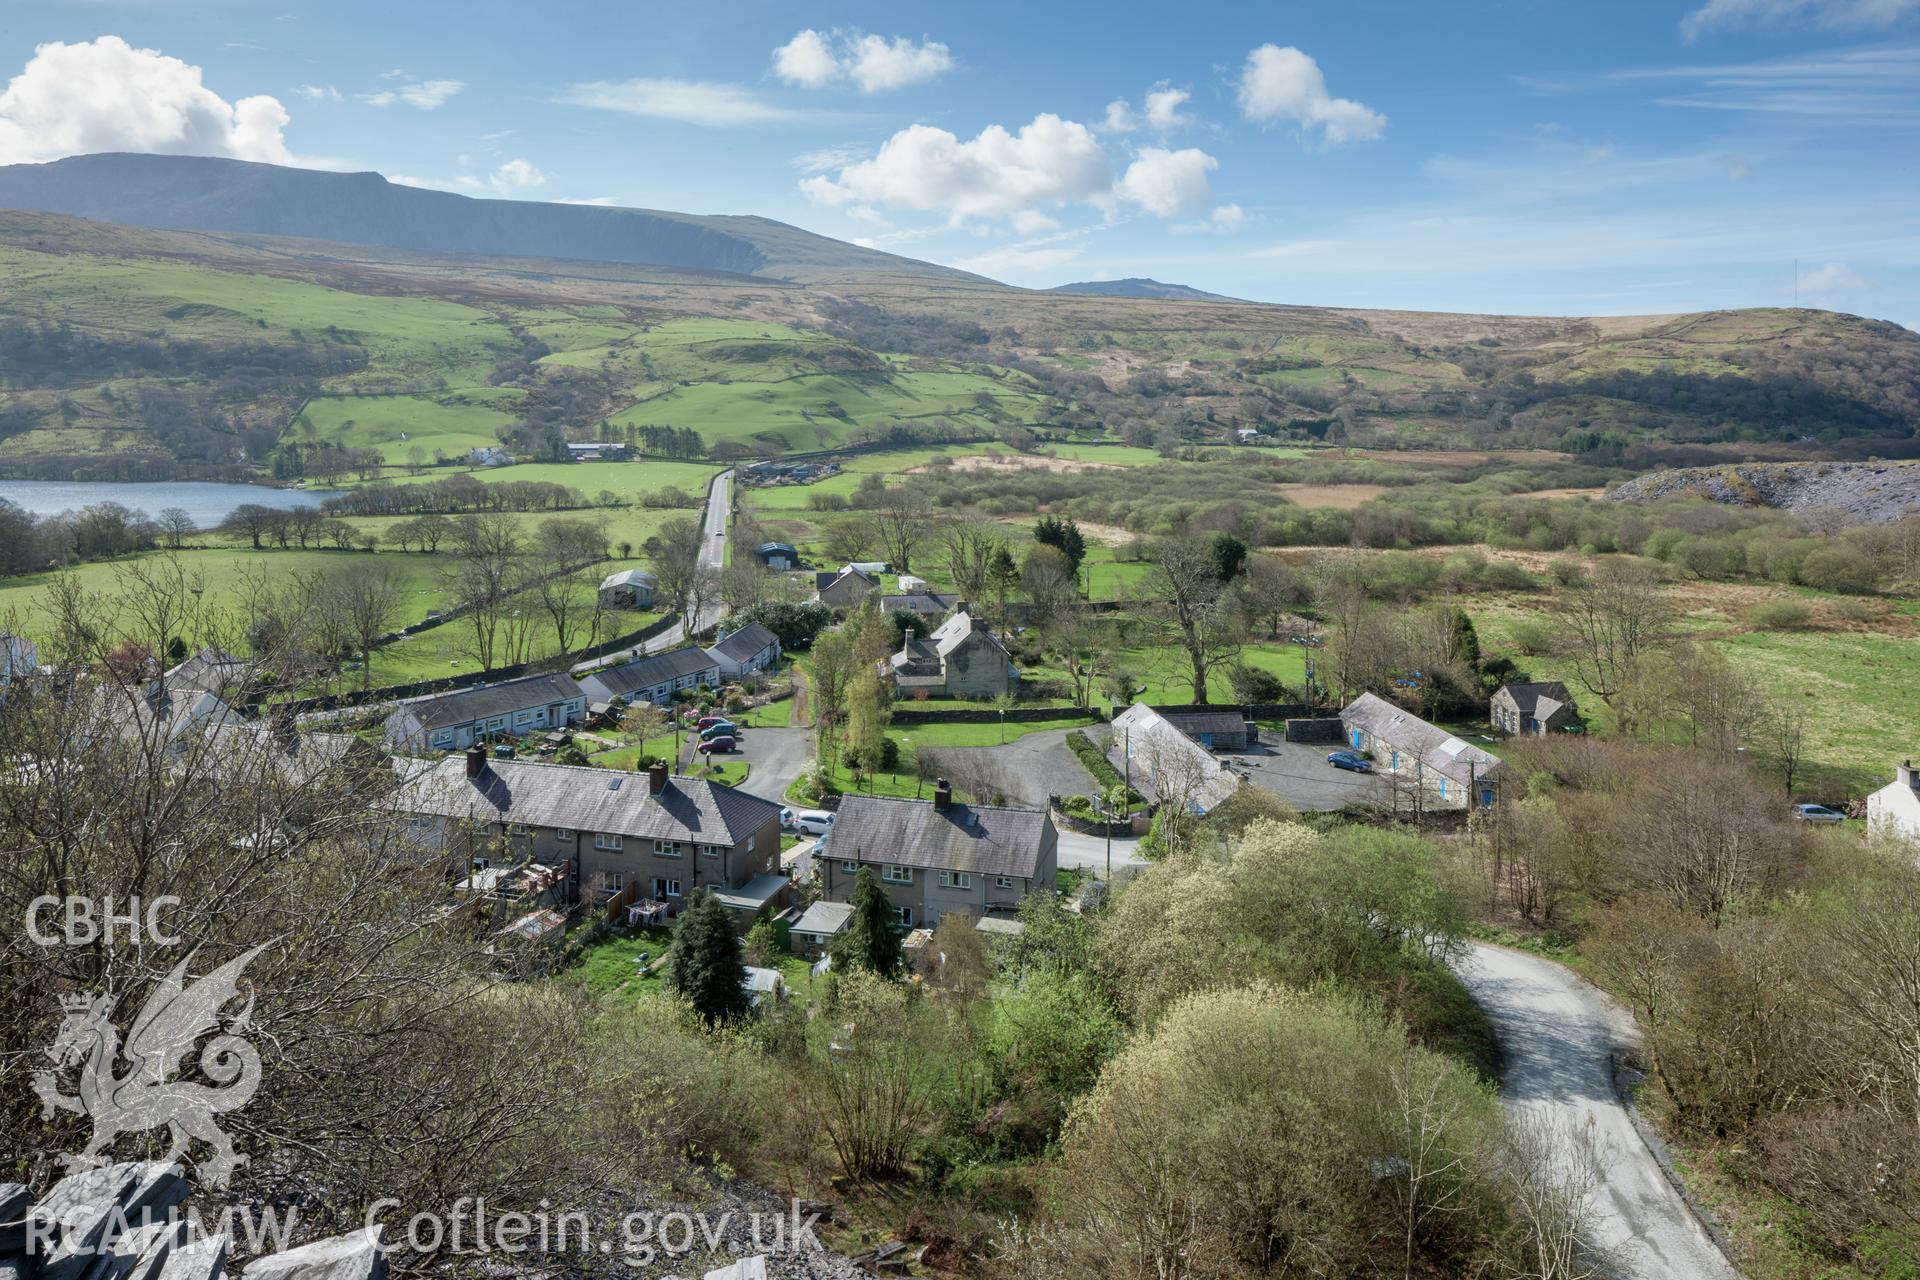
[[1162, 710, 1248, 741], [754, 541, 798, 556], [402, 673, 586, 730], [815, 567, 877, 593], [1110, 703, 1240, 811], [164, 647, 247, 696], [829, 794, 1054, 879], [578, 648, 716, 698], [708, 622, 778, 665], [711, 872, 787, 913], [204, 722, 367, 787], [1342, 693, 1502, 786], [1497, 681, 1575, 718], [599, 569, 657, 590], [396, 756, 780, 846], [880, 592, 959, 615]]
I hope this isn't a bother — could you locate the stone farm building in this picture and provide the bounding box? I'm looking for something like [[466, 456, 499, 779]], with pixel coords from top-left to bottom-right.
[[814, 567, 879, 610], [820, 784, 1057, 930], [1490, 681, 1579, 736], [383, 673, 588, 753], [1109, 702, 1241, 815], [1341, 692, 1500, 810], [396, 753, 786, 927]]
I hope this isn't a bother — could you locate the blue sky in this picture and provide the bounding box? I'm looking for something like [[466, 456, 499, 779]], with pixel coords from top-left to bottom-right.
[[3, 0, 1917, 325]]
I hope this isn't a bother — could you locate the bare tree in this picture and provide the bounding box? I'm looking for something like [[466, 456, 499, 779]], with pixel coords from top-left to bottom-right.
[[1238, 554, 1308, 639], [646, 516, 706, 622], [1561, 559, 1674, 705], [1764, 696, 1811, 794], [1143, 534, 1241, 705], [442, 514, 523, 672], [156, 507, 196, 550], [1046, 604, 1106, 710], [1020, 544, 1079, 631], [942, 516, 1002, 604], [323, 563, 407, 692], [529, 517, 608, 655], [868, 487, 933, 574], [721, 557, 775, 616]]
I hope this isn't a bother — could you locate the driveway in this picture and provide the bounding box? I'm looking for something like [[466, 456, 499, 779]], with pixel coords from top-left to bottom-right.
[[1230, 733, 1395, 813], [1454, 944, 1741, 1280], [1055, 828, 1148, 878], [734, 726, 811, 804], [921, 727, 1099, 810]]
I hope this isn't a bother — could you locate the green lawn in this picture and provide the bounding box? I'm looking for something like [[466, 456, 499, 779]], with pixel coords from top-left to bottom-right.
[[285, 390, 523, 463], [559, 924, 819, 1010]]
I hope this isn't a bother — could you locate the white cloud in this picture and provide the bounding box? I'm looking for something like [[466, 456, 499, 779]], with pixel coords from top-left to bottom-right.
[[562, 78, 808, 126], [368, 78, 462, 110], [295, 83, 340, 103], [1117, 146, 1216, 217], [772, 30, 839, 89], [801, 114, 1112, 221], [1175, 202, 1247, 234], [1680, 0, 1917, 41], [1144, 87, 1193, 132], [770, 29, 953, 93], [1100, 98, 1138, 132], [792, 142, 872, 173], [1797, 261, 1872, 296], [486, 157, 546, 194], [1013, 209, 1062, 234], [1237, 44, 1386, 144], [0, 36, 294, 167]]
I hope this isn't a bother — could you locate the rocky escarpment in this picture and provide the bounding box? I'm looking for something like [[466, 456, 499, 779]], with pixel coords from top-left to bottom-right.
[[1606, 461, 1920, 524]]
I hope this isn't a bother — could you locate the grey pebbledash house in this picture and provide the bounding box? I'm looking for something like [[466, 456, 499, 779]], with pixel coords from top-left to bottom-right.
[[819, 783, 1057, 930], [1490, 681, 1580, 736], [383, 672, 588, 753], [703, 622, 781, 678], [396, 753, 786, 927]]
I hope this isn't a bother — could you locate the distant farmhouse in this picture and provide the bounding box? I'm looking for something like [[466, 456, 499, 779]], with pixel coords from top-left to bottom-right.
[[815, 566, 879, 610], [598, 569, 658, 610], [1491, 681, 1580, 736], [704, 622, 781, 678], [565, 441, 628, 461], [467, 446, 513, 468], [576, 647, 720, 709], [880, 591, 960, 620], [396, 754, 786, 928], [1341, 693, 1500, 810], [820, 783, 1057, 930], [885, 611, 1017, 700], [1868, 759, 1920, 843], [384, 672, 587, 753]]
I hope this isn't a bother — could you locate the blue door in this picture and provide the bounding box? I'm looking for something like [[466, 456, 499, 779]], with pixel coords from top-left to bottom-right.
[[1351, 729, 1362, 748]]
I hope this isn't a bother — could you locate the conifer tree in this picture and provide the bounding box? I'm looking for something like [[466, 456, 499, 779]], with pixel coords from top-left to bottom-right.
[[665, 888, 751, 1024], [831, 867, 905, 979]]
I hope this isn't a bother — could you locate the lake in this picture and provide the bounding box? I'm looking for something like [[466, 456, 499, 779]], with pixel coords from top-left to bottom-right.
[[0, 480, 345, 528]]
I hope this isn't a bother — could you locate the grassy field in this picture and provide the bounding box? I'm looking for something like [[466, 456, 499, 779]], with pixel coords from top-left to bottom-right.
[[284, 391, 524, 463]]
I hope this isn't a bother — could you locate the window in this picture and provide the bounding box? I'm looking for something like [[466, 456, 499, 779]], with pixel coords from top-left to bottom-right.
[[938, 871, 971, 889], [555, 828, 575, 841], [882, 865, 913, 884], [664, 879, 683, 897], [842, 860, 857, 874], [699, 844, 720, 858], [469, 856, 490, 873], [653, 840, 683, 858], [995, 876, 1015, 889], [594, 833, 623, 851], [746, 836, 756, 854], [605, 872, 623, 890], [896, 906, 914, 927], [506, 823, 530, 836]]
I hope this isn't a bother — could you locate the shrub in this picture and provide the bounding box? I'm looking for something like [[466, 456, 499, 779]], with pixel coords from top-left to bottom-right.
[[1065, 730, 1124, 790], [1227, 662, 1287, 703], [1798, 546, 1879, 595], [1747, 600, 1813, 630]]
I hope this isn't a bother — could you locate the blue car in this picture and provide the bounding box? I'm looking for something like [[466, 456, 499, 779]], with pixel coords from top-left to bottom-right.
[[1327, 750, 1372, 774]]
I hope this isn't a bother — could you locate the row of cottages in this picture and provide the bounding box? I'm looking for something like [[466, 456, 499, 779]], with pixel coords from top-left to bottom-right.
[[885, 611, 1019, 700], [1341, 692, 1501, 810], [1109, 702, 1243, 815], [1869, 759, 1920, 842], [815, 566, 879, 610], [1490, 681, 1580, 736], [578, 647, 720, 709], [597, 569, 658, 610], [811, 782, 1058, 936], [384, 672, 588, 753], [396, 752, 788, 928]]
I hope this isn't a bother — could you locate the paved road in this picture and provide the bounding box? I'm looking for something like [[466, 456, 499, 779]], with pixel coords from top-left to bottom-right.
[[573, 469, 732, 673], [1454, 944, 1742, 1280], [1055, 828, 1147, 879], [919, 727, 1099, 810]]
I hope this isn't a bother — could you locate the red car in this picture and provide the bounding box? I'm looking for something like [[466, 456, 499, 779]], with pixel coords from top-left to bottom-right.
[[696, 736, 736, 754]]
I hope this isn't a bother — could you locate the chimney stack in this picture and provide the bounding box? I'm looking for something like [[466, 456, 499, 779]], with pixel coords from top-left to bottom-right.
[[933, 778, 951, 811], [465, 745, 486, 779], [648, 761, 669, 796], [1901, 758, 1918, 792]]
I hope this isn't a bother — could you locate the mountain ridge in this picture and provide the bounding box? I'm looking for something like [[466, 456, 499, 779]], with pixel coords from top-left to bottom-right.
[[1048, 277, 1244, 302], [0, 153, 988, 286]]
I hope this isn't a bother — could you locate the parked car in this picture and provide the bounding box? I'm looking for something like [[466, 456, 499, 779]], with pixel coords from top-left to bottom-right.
[[696, 715, 730, 730], [698, 721, 737, 741], [779, 806, 798, 831], [1791, 803, 1846, 824], [794, 810, 835, 837], [696, 736, 736, 754], [1327, 750, 1372, 774]]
